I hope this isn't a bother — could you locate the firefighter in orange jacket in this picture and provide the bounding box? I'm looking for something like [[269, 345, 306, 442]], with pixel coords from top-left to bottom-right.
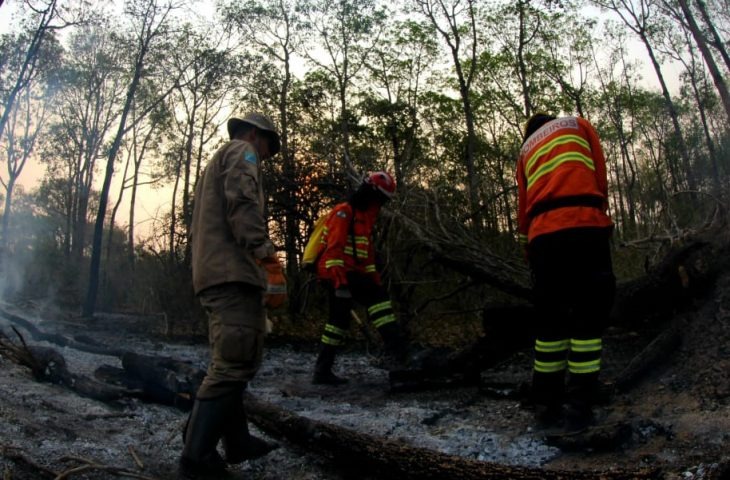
[[516, 114, 616, 427], [312, 171, 407, 385]]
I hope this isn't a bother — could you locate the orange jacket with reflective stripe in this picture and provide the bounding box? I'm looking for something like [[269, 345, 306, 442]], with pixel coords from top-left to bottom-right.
[[516, 116, 613, 245], [316, 202, 380, 283]]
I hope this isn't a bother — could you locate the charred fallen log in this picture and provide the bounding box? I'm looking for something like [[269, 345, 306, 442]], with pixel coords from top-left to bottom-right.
[[93, 354, 202, 409], [390, 233, 730, 393], [0, 305, 204, 407], [613, 317, 685, 393], [545, 422, 634, 452], [0, 304, 126, 357], [242, 392, 658, 480], [611, 241, 711, 326], [119, 352, 203, 409], [385, 206, 532, 299], [0, 329, 130, 402], [390, 303, 536, 392]]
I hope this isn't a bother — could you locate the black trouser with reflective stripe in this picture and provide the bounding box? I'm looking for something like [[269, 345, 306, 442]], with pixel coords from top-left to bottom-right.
[[320, 272, 398, 348], [528, 227, 615, 406]]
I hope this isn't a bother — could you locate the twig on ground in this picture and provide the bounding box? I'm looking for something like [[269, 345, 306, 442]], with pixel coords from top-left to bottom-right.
[[82, 412, 137, 421], [0, 443, 57, 478], [55, 455, 160, 480], [128, 445, 144, 469]]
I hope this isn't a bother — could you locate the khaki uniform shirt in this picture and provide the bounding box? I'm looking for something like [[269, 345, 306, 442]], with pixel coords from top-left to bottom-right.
[[191, 139, 274, 294]]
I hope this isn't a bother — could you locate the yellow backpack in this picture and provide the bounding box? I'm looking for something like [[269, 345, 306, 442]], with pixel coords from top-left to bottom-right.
[[301, 213, 330, 271], [301, 205, 356, 271]]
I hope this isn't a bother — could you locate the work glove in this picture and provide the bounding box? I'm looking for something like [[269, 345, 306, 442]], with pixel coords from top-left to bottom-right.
[[328, 265, 348, 289], [260, 256, 287, 308]]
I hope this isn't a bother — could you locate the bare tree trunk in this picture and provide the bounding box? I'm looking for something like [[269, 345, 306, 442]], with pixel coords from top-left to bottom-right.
[[73, 184, 90, 261], [453, 5, 479, 229], [84, 89, 140, 315], [181, 99, 197, 245], [677, 0, 730, 124], [696, 0, 730, 73], [83, 2, 159, 318], [418, 0, 480, 228], [620, 143, 638, 233], [640, 31, 695, 192], [1, 83, 49, 273], [127, 119, 155, 266], [63, 176, 73, 258], [593, 45, 637, 236], [128, 165, 139, 266], [169, 150, 182, 260], [681, 38, 721, 191], [597, 0, 694, 192], [610, 160, 627, 239], [0, 0, 57, 141], [184, 103, 216, 267], [104, 151, 131, 274], [516, 0, 533, 118], [281, 51, 298, 277], [0, 179, 15, 254]]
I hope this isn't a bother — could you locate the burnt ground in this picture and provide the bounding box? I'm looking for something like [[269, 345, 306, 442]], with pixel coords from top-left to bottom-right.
[[1, 274, 730, 479]]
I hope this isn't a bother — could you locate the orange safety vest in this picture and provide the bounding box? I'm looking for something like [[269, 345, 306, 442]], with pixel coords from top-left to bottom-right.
[[316, 202, 379, 283], [516, 116, 613, 245]]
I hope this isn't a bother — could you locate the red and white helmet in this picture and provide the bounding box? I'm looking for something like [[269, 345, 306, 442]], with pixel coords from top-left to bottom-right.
[[363, 171, 396, 199]]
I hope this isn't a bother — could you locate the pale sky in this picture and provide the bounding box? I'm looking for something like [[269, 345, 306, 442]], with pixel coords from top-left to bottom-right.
[[0, 1, 221, 240]]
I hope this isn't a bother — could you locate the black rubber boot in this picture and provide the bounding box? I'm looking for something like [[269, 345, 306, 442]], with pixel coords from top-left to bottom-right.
[[568, 377, 614, 406], [528, 371, 566, 428], [563, 374, 601, 432], [312, 345, 348, 385], [178, 397, 229, 479], [221, 389, 279, 464], [372, 323, 409, 370]]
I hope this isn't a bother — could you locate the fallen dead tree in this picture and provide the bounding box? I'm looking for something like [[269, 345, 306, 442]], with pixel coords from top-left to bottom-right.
[[0, 443, 161, 480], [387, 190, 729, 308], [242, 392, 658, 480], [613, 317, 685, 393], [117, 352, 202, 409], [0, 328, 130, 402], [0, 303, 127, 357], [379, 194, 730, 395], [387, 229, 730, 393], [0, 317, 202, 408], [0, 305, 203, 407], [385, 201, 532, 299]]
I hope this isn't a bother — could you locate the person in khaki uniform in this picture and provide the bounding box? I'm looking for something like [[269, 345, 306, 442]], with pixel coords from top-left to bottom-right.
[[180, 113, 284, 479]]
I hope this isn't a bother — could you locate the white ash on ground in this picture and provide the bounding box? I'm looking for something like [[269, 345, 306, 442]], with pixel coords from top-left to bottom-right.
[[1, 288, 730, 480]]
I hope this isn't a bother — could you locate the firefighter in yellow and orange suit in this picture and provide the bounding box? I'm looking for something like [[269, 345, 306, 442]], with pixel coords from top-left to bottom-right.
[[312, 171, 409, 385], [516, 114, 616, 428]]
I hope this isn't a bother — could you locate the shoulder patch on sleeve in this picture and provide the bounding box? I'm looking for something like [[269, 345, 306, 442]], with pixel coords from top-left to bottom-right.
[[244, 150, 258, 165], [336, 210, 348, 218]]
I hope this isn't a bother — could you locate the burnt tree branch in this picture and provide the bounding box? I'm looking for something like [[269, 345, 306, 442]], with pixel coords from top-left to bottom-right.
[[384, 192, 531, 299], [243, 392, 658, 480]]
